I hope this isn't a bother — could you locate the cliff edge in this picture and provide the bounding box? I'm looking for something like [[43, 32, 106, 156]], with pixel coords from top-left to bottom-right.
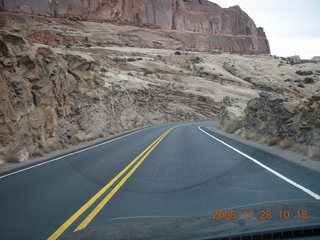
[[1, 0, 270, 54]]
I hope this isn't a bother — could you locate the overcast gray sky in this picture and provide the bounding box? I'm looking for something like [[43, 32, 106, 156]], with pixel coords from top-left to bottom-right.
[[210, 0, 320, 59]]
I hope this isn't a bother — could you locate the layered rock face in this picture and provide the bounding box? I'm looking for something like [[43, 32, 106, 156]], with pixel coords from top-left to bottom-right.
[[0, 30, 222, 162], [1, 0, 270, 54], [220, 92, 320, 160]]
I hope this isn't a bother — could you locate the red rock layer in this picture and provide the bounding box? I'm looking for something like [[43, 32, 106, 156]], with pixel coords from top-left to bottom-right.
[[1, 0, 270, 54]]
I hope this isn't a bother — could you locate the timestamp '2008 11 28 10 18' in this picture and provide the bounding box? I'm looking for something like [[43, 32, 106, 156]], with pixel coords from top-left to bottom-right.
[[211, 210, 309, 220]]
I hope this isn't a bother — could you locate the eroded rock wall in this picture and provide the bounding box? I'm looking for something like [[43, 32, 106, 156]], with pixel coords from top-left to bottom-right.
[[1, 0, 270, 54], [0, 30, 218, 162]]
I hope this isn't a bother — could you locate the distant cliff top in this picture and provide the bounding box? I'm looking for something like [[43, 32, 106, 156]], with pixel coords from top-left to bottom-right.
[[0, 0, 270, 54]]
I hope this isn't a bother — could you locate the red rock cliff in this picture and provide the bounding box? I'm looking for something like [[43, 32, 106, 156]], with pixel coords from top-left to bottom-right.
[[1, 0, 270, 54]]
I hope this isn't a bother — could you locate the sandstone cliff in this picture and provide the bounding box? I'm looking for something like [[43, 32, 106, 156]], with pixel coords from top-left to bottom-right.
[[1, 0, 270, 54], [0, 30, 225, 163]]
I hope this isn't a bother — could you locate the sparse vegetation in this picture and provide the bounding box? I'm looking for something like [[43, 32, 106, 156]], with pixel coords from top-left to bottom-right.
[[127, 57, 137, 62], [191, 56, 202, 64], [296, 70, 313, 76], [279, 139, 295, 149], [69, 135, 83, 145], [112, 57, 126, 63], [4, 154, 19, 163], [143, 70, 154, 76], [243, 77, 252, 82], [31, 150, 44, 158], [174, 51, 182, 55], [304, 77, 314, 84], [265, 137, 280, 146], [47, 143, 61, 151]]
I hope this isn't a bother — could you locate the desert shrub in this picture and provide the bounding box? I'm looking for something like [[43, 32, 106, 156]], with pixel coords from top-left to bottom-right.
[[112, 57, 126, 62], [297, 84, 305, 88], [143, 70, 154, 76], [100, 67, 108, 72], [304, 77, 314, 84], [296, 70, 313, 76], [4, 154, 19, 163], [69, 135, 83, 145], [191, 56, 202, 64], [98, 133, 105, 138], [265, 137, 280, 146], [279, 139, 295, 149], [42, 147, 50, 154], [47, 143, 61, 151], [174, 51, 181, 55], [93, 60, 100, 66], [136, 57, 143, 61], [31, 150, 44, 158], [127, 57, 137, 62], [244, 77, 252, 82]]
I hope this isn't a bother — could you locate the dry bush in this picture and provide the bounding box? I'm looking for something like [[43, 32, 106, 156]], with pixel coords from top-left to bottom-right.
[[42, 147, 50, 154], [69, 135, 83, 145], [113, 57, 126, 63], [48, 143, 61, 151], [127, 57, 137, 62], [31, 150, 44, 158], [279, 139, 295, 149], [98, 133, 105, 138], [265, 137, 280, 146], [4, 154, 19, 163]]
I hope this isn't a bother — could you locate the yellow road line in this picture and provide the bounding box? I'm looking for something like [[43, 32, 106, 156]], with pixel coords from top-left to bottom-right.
[[47, 128, 171, 240], [74, 128, 174, 231], [111, 215, 179, 221]]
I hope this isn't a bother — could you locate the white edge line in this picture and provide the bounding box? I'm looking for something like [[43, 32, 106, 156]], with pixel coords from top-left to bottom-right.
[[0, 127, 151, 179], [198, 126, 320, 200]]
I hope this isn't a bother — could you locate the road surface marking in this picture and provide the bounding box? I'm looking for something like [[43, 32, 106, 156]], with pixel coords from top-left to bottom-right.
[[74, 127, 174, 231], [47, 128, 172, 240], [0, 127, 152, 179], [199, 126, 320, 200]]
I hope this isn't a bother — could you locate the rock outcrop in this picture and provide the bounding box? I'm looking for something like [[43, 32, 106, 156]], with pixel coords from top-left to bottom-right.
[[220, 92, 320, 160], [1, 0, 270, 54], [0, 30, 221, 162]]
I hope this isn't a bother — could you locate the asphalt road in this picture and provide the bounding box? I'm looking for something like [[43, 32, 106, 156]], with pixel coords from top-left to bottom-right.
[[0, 121, 319, 240]]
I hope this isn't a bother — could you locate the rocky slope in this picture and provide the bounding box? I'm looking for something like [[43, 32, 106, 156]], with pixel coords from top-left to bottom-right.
[[220, 91, 320, 160], [1, 29, 228, 163], [0, 10, 318, 165], [0, 0, 269, 54]]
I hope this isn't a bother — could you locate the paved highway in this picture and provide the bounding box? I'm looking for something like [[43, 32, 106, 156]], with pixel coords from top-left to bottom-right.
[[0, 121, 319, 240]]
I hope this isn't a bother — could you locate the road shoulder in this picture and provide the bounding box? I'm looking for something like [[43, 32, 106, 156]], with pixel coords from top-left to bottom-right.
[[204, 125, 320, 173]]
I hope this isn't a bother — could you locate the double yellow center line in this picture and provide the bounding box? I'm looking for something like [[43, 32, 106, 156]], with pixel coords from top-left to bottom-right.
[[48, 127, 175, 240]]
